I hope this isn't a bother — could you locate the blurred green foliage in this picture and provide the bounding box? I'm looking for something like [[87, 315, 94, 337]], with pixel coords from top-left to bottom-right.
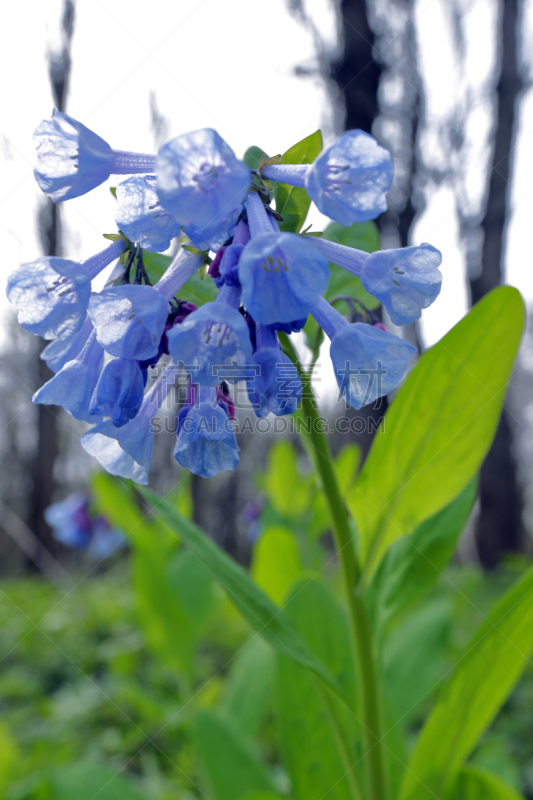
[[0, 445, 531, 799]]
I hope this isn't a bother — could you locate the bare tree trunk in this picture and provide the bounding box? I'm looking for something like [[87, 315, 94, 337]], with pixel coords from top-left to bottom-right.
[[468, 0, 524, 567], [330, 0, 381, 135]]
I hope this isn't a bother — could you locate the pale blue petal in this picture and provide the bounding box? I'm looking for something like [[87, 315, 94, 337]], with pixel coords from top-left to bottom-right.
[[174, 403, 239, 478], [167, 301, 253, 386], [156, 128, 250, 246], [88, 285, 170, 360], [33, 334, 104, 422], [7, 257, 91, 340], [361, 243, 443, 325], [89, 357, 145, 427], [306, 130, 393, 225], [330, 323, 416, 410], [81, 415, 154, 485], [183, 206, 242, 251], [33, 109, 114, 202], [247, 348, 302, 417], [115, 175, 181, 251], [41, 317, 93, 372], [238, 232, 330, 325]]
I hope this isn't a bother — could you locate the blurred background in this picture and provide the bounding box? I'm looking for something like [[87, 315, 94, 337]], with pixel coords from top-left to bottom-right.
[[1, 0, 533, 797]]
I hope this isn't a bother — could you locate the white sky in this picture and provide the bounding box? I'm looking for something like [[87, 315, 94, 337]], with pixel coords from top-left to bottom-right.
[[1, 0, 533, 365]]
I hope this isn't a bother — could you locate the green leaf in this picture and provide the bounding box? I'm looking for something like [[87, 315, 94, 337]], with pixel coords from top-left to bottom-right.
[[260, 440, 312, 519], [323, 221, 381, 252], [196, 711, 275, 800], [368, 480, 477, 628], [138, 487, 344, 698], [92, 475, 213, 674], [251, 525, 302, 605], [400, 564, 533, 800], [471, 738, 522, 792], [168, 549, 214, 633], [91, 472, 161, 546], [335, 443, 362, 497], [0, 722, 16, 796], [132, 546, 202, 675], [348, 287, 524, 580], [240, 795, 289, 800], [244, 146, 269, 170], [447, 766, 525, 800], [142, 250, 217, 304], [276, 580, 357, 800], [274, 131, 323, 233], [382, 598, 450, 724], [51, 762, 146, 800], [221, 636, 275, 739]]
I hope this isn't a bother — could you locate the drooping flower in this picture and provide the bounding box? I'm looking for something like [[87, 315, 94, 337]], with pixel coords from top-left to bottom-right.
[[89, 357, 145, 427], [115, 175, 181, 251], [33, 330, 105, 422], [312, 237, 442, 325], [359, 244, 442, 326], [156, 128, 250, 250], [312, 297, 416, 410], [6, 239, 126, 340], [44, 491, 126, 557], [82, 366, 177, 484], [167, 284, 253, 386], [33, 110, 157, 202], [88, 248, 204, 360], [88, 284, 170, 361], [262, 130, 393, 226], [247, 324, 302, 417], [174, 385, 239, 478], [238, 191, 329, 325], [41, 316, 93, 373]]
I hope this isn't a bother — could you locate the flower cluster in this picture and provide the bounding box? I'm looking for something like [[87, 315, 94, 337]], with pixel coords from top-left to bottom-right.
[[45, 491, 125, 558], [8, 110, 443, 482]]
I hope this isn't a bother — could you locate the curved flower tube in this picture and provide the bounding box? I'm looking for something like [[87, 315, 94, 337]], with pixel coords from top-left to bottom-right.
[[34, 110, 156, 202], [263, 130, 393, 225], [312, 238, 442, 326], [312, 297, 416, 410]]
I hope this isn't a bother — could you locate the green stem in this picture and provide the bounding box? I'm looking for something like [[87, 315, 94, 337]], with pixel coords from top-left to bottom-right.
[[280, 333, 389, 800]]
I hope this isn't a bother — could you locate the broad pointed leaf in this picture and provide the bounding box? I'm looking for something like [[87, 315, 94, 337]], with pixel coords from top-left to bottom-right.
[[447, 766, 525, 800], [196, 711, 275, 800], [138, 488, 344, 699], [349, 287, 524, 580], [400, 565, 533, 800]]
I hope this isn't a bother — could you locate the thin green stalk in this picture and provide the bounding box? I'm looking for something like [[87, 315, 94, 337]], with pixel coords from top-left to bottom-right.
[[280, 333, 389, 800]]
